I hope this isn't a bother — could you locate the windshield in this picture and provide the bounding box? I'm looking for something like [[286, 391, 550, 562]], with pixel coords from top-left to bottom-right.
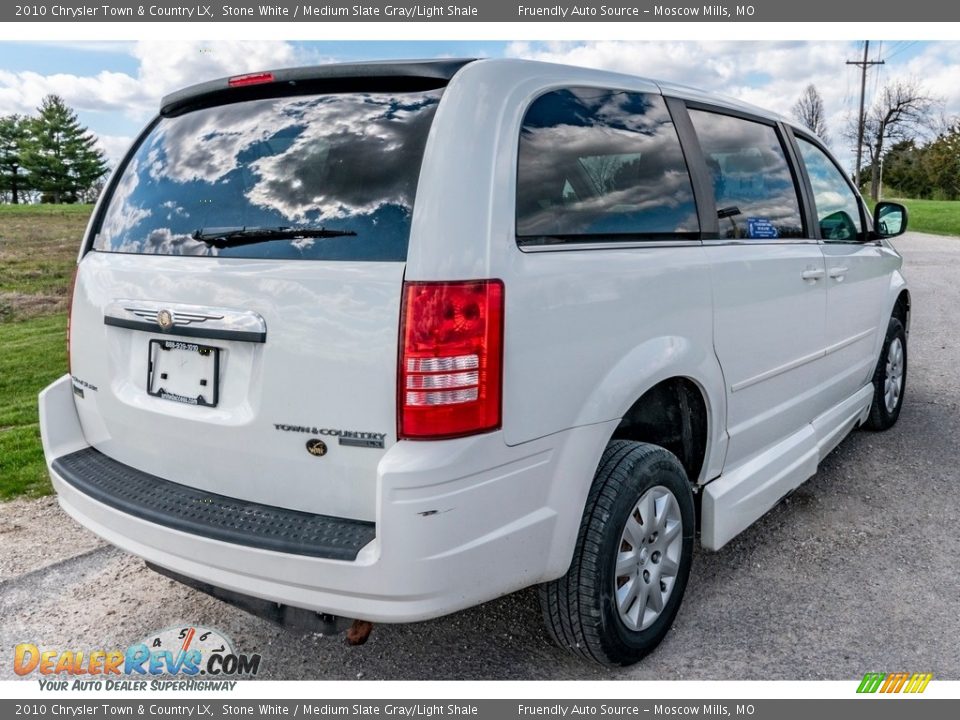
[[93, 89, 443, 261]]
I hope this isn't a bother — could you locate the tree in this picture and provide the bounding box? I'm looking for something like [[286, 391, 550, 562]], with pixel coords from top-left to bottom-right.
[[858, 80, 938, 201], [0, 114, 28, 204], [792, 84, 830, 144], [881, 139, 930, 199], [924, 124, 960, 200], [21, 95, 107, 204]]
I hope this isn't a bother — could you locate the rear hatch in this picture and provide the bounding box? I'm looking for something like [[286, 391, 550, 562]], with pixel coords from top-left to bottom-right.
[[68, 68, 453, 522]]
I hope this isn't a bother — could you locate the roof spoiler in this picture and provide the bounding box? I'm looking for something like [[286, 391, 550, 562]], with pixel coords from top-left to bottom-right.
[[160, 58, 476, 117]]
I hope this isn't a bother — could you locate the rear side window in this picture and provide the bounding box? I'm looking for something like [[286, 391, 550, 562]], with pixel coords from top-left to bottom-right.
[[93, 90, 442, 261], [689, 110, 804, 240], [516, 88, 699, 245]]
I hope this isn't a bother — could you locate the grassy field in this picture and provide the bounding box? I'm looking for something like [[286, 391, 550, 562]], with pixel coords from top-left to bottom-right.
[[0, 205, 88, 498], [0, 204, 90, 322], [0, 314, 67, 498], [881, 198, 960, 237]]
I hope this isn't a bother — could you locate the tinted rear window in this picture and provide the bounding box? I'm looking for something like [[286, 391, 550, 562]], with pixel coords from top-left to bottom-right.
[[93, 90, 442, 261], [516, 88, 698, 245], [688, 109, 804, 240]]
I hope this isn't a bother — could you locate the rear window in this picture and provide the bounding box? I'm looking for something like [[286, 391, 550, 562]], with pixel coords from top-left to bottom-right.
[[93, 89, 443, 261], [516, 88, 699, 246], [688, 109, 804, 240]]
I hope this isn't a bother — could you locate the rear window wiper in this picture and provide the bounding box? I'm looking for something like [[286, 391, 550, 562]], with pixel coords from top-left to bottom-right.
[[191, 226, 357, 249]]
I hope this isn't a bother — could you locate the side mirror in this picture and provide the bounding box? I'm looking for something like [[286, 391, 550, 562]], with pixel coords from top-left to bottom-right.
[[873, 201, 908, 238]]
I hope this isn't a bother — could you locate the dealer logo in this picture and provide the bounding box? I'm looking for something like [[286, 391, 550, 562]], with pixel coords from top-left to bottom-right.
[[857, 672, 933, 694], [14, 625, 262, 688]]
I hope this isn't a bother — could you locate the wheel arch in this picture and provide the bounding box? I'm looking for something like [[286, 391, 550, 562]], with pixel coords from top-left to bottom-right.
[[892, 287, 911, 336], [542, 337, 727, 584], [873, 271, 910, 363], [611, 377, 711, 486], [573, 335, 728, 485]]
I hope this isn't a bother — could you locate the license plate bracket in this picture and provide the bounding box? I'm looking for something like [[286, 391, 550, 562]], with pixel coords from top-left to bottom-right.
[[147, 339, 220, 407]]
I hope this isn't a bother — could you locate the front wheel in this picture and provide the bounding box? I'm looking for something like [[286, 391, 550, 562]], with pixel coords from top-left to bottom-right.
[[539, 440, 695, 666], [865, 316, 907, 431]]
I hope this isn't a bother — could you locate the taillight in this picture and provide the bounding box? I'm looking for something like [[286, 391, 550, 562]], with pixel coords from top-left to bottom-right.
[[227, 72, 275, 87], [399, 280, 504, 440], [66, 266, 78, 375]]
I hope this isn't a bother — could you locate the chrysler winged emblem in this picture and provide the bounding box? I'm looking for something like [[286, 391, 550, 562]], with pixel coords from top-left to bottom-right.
[[156, 309, 175, 330]]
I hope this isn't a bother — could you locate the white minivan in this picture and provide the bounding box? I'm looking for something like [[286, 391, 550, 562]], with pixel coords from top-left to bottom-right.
[[40, 58, 910, 665]]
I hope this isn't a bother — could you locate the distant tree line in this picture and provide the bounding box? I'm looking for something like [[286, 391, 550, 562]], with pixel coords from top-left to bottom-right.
[[794, 80, 958, 202], [879, 125, 960, 201], [0, 95, 108, 204], [852, 80, 941, 201]]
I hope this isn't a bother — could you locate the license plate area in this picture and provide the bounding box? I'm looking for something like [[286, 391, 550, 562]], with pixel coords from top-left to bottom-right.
[[147, 339, 220, 407]]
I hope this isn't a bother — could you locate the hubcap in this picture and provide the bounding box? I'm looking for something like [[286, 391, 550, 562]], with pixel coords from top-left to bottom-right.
[[614, 485, 683, 631], [884, 337, 904, 414]]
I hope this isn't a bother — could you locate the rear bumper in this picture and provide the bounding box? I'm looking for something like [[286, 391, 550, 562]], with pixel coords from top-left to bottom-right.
[[40, 375, 615, 622], [52, 447, 377, 561]]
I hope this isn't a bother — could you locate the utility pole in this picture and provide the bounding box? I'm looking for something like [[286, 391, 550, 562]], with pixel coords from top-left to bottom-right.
[[847, 41, 885, 189], [879, 155, 885, 200]]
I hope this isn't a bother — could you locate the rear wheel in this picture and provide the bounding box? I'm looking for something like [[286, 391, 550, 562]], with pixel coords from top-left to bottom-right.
[[865, 316, 907, 431], [539, 440, 695, 666]]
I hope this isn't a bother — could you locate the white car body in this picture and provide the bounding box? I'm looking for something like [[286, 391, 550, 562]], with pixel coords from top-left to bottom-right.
[[40, 58, 909, 626]]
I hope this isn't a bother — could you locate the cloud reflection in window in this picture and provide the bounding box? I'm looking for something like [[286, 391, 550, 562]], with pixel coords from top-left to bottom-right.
[[517, 88, 699, 241], [95, 90, 442, 261]]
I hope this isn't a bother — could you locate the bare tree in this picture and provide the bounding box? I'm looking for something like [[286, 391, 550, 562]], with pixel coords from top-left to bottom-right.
[[793, 84, 830, 144], [851, 80, 938, 201]]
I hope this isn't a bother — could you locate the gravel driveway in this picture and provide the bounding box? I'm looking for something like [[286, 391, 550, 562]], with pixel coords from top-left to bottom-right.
[[2, 231, 958, 681]]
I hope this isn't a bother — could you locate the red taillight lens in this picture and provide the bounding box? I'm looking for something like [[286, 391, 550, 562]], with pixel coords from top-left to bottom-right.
[[399, 280, 504, 440], [227, 71, 275, 87], [66, 266, 78, 375]]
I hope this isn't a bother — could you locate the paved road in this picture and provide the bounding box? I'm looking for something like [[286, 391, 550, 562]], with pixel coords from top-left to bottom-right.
[[2, 232, 959, 681]]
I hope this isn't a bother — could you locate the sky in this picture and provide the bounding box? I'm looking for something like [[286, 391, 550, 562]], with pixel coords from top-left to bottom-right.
[[0, 40, 957, 172]]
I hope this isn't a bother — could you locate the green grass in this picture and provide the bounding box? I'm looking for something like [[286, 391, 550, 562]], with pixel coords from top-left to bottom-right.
[[0, 204, 89, 499], [0, 203, 93, 216], [0, 314, 68, 499], [883, 198, 960, 237], [0, 204, 92, 321]]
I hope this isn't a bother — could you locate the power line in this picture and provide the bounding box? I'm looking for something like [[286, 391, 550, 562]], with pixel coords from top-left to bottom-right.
[[872, 41, 883, 98], [885, 40, 919, 62], [847, 40, 885, 188]]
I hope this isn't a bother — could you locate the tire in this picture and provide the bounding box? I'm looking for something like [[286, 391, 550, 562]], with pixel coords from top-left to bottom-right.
[[539, 440, 695, 666], [864, 316, 907, 431]]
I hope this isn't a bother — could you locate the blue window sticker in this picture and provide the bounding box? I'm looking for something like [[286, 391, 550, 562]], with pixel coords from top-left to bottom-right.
[[747, 217, 779, 239]]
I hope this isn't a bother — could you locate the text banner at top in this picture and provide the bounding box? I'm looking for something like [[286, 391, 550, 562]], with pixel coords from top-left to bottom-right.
[[6, 0, 960, 22]]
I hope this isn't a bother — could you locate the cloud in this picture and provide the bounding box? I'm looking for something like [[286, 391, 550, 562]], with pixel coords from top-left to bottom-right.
[[0, 68, 150, 115], [130, 40, 301, 102], [504, 41, 960, 163], [0, 40, 314, 165], [0, 40, 306, 122], [2, 40, 957, 174], [96, 133, 136, 166], [897, 42, 960, 122]]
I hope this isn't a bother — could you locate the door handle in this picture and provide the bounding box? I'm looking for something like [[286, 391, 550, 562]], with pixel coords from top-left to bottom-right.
[[801, 268, 825, 281], [828, 266, 849, 281]]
